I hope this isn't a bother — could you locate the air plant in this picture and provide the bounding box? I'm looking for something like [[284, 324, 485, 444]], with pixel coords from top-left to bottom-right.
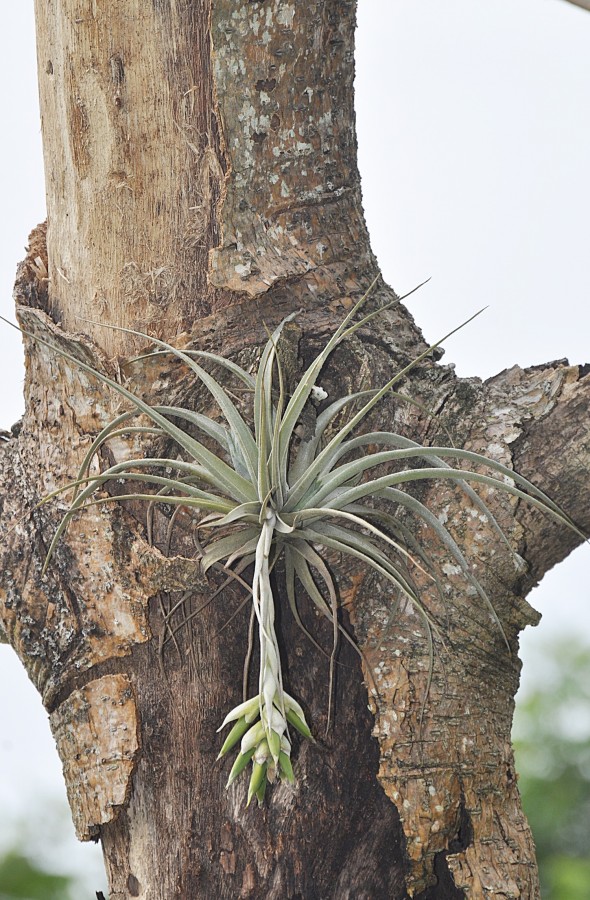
[[3, 282, 581, 806]]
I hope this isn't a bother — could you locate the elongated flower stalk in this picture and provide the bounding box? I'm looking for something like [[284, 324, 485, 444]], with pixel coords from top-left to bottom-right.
[[4, 277, 583, 806], [256, 508, 285, 742], [217, 502, 314, 804]]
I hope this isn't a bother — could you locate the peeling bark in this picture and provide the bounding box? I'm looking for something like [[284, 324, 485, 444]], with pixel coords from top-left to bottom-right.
[[1, 2, 588, 898], [209, 0, 367, 297], [354, 360, 590, 896], [50, 674, 139, 840]]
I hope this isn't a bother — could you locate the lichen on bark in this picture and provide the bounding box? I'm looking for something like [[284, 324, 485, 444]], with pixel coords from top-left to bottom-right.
[[50, 674, 139, 840]]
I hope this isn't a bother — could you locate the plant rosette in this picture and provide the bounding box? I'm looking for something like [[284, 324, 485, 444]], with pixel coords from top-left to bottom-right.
[[3, 277, 582, 806]]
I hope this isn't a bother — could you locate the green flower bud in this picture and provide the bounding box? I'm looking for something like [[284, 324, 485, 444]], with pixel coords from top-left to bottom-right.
[[254, 739, 270, 766], [283, 693, 307, 721], [217, 716, 252, 759], [268, 728, 281, 763], [240, 719, 266, 754], [286, 707, 314, 740], [247, 761, 267, 806], [279, 751, 295, 784], [217, 695, 260, 731], [255, 774, 268, 806], [226, 747, 256, 788]]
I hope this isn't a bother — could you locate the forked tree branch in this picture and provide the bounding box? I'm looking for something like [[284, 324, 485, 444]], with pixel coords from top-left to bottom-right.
[[483, 360, 590, 583], [5, 0, 586, 895], [563, 0, 590, 12]]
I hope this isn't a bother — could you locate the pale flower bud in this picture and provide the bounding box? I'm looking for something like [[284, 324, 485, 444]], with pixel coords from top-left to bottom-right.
[[241, 720, 266, 754], [254, 740, 270, 766]]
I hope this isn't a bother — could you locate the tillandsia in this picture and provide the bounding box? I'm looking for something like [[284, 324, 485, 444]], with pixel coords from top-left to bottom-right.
[[2, 279, 583, 806]]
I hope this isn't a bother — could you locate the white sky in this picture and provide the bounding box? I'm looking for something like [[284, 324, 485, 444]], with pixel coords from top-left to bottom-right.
[[0, 0, 589, 889]]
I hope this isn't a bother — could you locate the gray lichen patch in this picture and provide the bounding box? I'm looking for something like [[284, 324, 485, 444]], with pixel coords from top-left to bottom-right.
[[50, 674, 139, 840], [209, 0, 370, 296]]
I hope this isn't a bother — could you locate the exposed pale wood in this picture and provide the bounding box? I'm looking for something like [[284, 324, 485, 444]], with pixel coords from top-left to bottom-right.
[[33, 0, 222, 357], [50, 675, 139, 840], [33, 0, 372, 359]]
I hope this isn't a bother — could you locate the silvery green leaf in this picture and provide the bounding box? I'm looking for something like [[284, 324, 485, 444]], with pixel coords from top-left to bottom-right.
[[345, 502, 445, 604], [302, 524, 443, 649], [300, 522, 420, 607], [78, 319, 261, 485], [283, 546, 329, 658], [73, 408, 164, 494], [297, 507, 434, 582], [158, 406, 230, 452], [227, 430, 251, 480], [319, 430, 580, 554], [11, 319, 258, 504], [321, 465, 581, 536], [378, 486, 510, 645], [254, 315, 297, 497], [200, 529, 260, 571], [207, 502, 261, 527], [284, 311, 486, 512], [288, 389, 378, 484], [43, 463, 236, 571], [131, 346, 256, 389], [330, 435, 569, 521], [276, 278, 388, 485], [288, 540, 365, 669]]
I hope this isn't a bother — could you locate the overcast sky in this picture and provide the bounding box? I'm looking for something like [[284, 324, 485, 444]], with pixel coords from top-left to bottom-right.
[[0, 0, 589, 890]]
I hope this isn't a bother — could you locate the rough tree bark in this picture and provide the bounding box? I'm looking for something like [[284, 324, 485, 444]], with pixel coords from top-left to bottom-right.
[[1, 3, 588, 898], [563, 0, 590, 13]]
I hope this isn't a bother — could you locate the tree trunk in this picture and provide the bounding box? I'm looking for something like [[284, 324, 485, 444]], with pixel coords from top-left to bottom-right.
[[1, 2, 588, 898]]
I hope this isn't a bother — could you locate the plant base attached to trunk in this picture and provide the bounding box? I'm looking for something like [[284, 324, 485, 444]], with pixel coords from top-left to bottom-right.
[[2, 281, 580, 806]]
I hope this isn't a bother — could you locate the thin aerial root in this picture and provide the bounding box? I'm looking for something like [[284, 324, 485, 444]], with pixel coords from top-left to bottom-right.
[[163, 592, 219, 646], [158, 592, 183, 676], [165, 505, 185, 556], [326, 586, 339, 738], [215, 594, 252, 636]]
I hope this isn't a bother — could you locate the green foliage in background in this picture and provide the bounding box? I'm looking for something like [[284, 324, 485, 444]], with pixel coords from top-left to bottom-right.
[[0, 801, 106, 900], [514, 638, 590, 900], [0, 849, 73, 900]]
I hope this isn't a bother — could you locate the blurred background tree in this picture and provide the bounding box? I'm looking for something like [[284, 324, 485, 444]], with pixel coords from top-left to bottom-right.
[[0, 800, 106, 899], [2, 636, 587, 900], [514, 638, 590, 900], [0, 849, 74, 900]]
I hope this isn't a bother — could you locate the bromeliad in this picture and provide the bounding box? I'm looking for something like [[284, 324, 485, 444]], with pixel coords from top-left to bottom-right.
[[4, 279, 581, 805]]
